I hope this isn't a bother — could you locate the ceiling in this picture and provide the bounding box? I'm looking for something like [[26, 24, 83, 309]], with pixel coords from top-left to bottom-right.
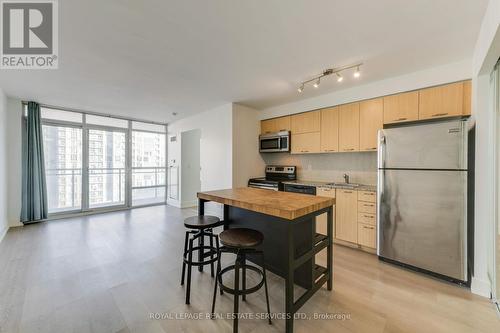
[[0, 0, 488, 123]]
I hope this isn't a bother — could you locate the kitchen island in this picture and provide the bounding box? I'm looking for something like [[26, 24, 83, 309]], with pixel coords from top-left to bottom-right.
[[197, 187, 335, 333]]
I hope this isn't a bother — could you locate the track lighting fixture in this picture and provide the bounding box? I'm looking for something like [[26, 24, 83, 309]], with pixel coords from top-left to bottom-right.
[[297, 62, 362, 93], [354, 66, 361, 78]]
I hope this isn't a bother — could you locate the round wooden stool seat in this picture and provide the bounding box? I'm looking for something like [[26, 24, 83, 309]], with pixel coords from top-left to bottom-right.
[[184, 215, 221, 229], [219, 228, 263, 248]]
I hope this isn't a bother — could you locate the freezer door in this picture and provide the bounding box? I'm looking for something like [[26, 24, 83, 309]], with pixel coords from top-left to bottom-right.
[[378, 120, 467, 170], [377, 169, 467, 281]]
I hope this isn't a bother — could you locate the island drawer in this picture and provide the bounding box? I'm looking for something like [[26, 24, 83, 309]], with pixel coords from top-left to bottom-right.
[[358, 191, 376, 203], [358, 201, 376, 214]]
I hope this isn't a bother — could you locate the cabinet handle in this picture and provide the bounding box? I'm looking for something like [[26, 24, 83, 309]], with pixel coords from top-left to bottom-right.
[[343, 148, 355, 151], [431, 113, 448, 117], [279, 128, 287, 131], [363, 204, 374, 207], [343, 191, 352, 193], [396, 117, 407, 121], [363, 226, 375, 230], [364, 215, 374, 218]]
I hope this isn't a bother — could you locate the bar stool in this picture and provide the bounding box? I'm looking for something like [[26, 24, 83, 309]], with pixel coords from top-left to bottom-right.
[[211, 228, 272, 333], [181, 215, 222, 304]]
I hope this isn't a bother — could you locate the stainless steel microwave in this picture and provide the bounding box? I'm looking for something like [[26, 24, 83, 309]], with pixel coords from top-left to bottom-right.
[[259, 131, 290, 153]]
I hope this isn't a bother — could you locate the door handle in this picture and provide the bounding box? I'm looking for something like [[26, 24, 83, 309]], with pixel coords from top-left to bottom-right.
[[431, 113, 448, 117], [396, 117, 407, 121]]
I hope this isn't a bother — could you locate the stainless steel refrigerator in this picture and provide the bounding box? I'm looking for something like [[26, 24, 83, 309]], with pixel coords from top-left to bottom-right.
[[377, 119, 468, 283]]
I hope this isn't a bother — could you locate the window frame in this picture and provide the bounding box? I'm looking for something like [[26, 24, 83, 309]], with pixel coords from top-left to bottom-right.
[[23, 103, 168, 217]]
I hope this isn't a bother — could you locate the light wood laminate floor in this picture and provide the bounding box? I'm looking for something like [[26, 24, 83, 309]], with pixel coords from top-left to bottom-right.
[[0, 205, 498, 333]]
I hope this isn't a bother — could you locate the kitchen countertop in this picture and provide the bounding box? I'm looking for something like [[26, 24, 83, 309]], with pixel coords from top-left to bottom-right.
[[282, 180, 377, 192], [197, 187, 335, 220]]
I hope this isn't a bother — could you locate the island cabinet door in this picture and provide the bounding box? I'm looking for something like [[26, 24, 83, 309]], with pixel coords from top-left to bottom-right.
[[335, 189, 358, 243], [316, 187, 336, 235]]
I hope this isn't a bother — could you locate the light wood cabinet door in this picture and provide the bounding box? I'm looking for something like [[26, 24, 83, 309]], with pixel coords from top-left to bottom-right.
[[359, 98, 383, 151], [291, 111, 321, 134], [316, 187, 335, 235], [339, 103, 360, 152], [463, 80, 471, 116], [419, 82, 464, 120], [320, 107, 339, 152], [260, 116, 290, 134], [358, 191, 376, 203], [383, 91, 419, 124], [335, 189, 358, 243], [357, 223, 376, 248], [291, 132, 320, 154]]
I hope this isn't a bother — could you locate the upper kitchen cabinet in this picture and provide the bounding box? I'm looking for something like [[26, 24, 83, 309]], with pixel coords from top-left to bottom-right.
[[260, 116, 291, 134], [418, 82, 465, 120], [463, 80, 472, 116], [359, 98, 383, 151], [320, 107, 339, 152], [383, 91, 419, 124], [291, 132, 320, 154], [291, 110, 321, 134], [339, 103, 360, 152]]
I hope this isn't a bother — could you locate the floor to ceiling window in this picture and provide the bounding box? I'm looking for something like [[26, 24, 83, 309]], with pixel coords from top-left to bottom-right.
[[34, 105, 167, 215], [131, 122, 166, 206]]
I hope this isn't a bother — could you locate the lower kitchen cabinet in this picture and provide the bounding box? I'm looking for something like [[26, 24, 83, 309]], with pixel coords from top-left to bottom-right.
[[335, 189, 358, 243], [357, 223, 376, 248], [316, 187, 336, 235], [357, 190, 377, 250]]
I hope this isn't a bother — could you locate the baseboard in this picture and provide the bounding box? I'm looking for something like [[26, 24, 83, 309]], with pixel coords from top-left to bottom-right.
[[0, 226, 8, 244], [180, 200, 198, 209], [471, 277, 491, 298]]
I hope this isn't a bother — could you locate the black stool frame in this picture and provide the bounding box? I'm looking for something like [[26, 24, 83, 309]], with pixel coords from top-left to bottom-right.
[[181, 228, 220, 304], [211, 246, 272, 333]]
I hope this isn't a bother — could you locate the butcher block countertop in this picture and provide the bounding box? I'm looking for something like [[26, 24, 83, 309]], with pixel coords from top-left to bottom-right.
[[197, 187, 335, 220]]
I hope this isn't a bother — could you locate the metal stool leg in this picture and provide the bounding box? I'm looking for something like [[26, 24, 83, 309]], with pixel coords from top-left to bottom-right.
[[209, 230, 215, 277], [181, 231, 189, 285], [233, 255, 240, 333], [262, 252, 272, 325], [198, 231, 204, 272], [242, 253, 246, 301], [186, 237, 194, 305], [211, 249, 222, 317]]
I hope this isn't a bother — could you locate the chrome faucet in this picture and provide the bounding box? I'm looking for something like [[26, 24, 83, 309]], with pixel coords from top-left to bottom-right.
[[343, 173, 350, 184]]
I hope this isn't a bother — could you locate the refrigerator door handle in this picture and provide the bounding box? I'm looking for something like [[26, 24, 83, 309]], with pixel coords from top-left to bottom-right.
[[378, 130, 386, 169], [377, 169, 384, 255]]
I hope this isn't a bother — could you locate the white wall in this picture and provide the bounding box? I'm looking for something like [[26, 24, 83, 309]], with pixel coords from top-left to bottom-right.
[[470, 0, 500, 297], [167, 103, 233, 216], [232, 104, 265, 187], [0, 88, 9, 241], [260, 59, 472, 119], [6, 98, 23, 228]]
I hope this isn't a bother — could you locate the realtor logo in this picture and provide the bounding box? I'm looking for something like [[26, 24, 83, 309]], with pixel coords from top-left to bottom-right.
[[1, 0, 58, 69]]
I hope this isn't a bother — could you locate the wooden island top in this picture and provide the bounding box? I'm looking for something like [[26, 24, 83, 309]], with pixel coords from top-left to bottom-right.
[[197, 187, 335, 220]]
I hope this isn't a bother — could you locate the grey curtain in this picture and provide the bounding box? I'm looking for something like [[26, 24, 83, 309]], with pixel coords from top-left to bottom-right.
[[21, 102, 48, 223]]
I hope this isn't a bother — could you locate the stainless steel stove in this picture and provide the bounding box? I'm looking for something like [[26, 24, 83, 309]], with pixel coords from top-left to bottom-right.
[[248, 165, 296, 191]]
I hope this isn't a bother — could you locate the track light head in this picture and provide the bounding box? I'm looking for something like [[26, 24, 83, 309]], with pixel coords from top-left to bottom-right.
[[354, 66, 361, 78], [298, 84, 304, 93], [336, 73, 343, 82], [313, 78, 320, 88]]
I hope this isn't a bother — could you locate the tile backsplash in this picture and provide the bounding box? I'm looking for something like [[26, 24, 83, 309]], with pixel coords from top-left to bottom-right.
[[262, 152, 377, 185]]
